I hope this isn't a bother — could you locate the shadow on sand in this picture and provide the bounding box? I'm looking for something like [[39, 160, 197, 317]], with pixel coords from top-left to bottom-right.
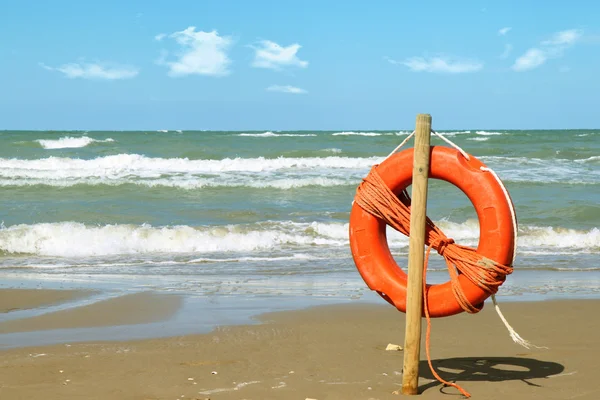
[[418, 357, 565, 395]]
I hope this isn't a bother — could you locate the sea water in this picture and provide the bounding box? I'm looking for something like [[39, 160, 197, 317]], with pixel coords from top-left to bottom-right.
[[0, 129, 598, 305]]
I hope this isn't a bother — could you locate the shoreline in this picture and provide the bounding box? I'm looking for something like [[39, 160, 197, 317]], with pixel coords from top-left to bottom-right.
[[2, 286, 600, 349], [0, 293, 598, 399]]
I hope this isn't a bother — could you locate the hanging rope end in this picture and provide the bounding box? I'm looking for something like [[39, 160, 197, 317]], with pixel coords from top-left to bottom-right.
[[491, 295, 549, 350]]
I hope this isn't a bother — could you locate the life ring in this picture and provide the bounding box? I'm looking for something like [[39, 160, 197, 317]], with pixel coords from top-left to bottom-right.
[[349, 146, 517, 318]]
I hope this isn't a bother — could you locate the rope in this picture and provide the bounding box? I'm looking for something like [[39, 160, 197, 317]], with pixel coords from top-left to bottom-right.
[[431, 130, 470, 160], [386, 130, 416, 158], [354, 130, 542, 397], [355, 167, 513, 311], [423, 246, 472, 398]]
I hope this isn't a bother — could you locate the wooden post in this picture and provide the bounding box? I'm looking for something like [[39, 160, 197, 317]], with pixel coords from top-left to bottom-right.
[[401, 113, 432, 395]]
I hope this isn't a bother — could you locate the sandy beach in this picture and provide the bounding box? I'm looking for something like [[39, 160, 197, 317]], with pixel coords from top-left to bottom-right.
[[1, 289, 598, 400]]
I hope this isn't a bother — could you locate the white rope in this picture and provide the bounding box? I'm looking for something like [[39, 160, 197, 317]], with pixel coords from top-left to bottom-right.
[[384, 129, 470, 161], [431, 130, 470, 160], [478, 168, 544, 349], [491, 294, 548, 349], [480, 166, 518, 264], [386, 130, 415, 159]]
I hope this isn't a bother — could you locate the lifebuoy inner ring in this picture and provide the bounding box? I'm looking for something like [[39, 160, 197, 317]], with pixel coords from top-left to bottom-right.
[[349, 146, 516, 318]]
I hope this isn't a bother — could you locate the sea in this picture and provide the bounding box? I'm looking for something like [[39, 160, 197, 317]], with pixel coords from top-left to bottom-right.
[[0, 129, 599, 344]]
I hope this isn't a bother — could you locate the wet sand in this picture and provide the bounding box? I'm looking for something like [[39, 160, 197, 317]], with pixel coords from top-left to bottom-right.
[[0, 291, 598, 400], [0, 288, 92, 313], [0, 291, 183, 334]]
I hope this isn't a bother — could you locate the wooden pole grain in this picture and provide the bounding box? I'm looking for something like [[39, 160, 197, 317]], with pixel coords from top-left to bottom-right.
[[401, 113, 432, 395]]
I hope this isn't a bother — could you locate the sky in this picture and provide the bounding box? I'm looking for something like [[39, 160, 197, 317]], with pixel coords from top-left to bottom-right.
[[1, 0, 600, 130]]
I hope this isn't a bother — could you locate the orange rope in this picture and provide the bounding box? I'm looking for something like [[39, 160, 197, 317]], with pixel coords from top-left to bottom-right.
[[423, 245, 471, 398], [354, 165, 514, 397]]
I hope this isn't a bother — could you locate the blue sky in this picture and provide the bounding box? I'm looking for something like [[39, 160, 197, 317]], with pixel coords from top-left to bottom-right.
[[2, 0, 599, 130]]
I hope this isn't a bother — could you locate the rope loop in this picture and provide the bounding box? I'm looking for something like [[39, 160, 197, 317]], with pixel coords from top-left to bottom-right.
[[433, 237, 454, 256]]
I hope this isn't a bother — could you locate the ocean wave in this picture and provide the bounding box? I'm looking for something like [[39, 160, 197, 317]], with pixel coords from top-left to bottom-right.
[[518, 226, 599, 249], [332, 132, 381, 136], [480, 156, 599, 184], [1, 220, 597, 258], [475, 130, 505, 136], [0, 154, 382, 180], [0, 221, 347, 257], [238, 132, 316, 137], [574, 155, 600, 163], [36, 136, 115, 149], [0, 176, 352, 189], [0, 254, 321, 269], [467, 137, 490, 141], [436, 130, 471, 136], [0, 153, 596, 187]]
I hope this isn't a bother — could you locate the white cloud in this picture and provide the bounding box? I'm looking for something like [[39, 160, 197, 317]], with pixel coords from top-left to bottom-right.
[[40, 62, 139, 80], [500, 44, 513, 59], [512, 28, 583, 71], [266, 85, 307, 94], [158, 27, 233, 77], [498, 27, 512, 36], [541, 29, 582, 46], [512, 49, 547, 71], [251, 40, 308, 70], [391, 56, 483, 73], [154, 33, 166, 41]]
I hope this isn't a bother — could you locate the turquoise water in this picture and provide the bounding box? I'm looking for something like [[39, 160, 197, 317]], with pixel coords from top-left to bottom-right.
[[0, 129, 599, 300]]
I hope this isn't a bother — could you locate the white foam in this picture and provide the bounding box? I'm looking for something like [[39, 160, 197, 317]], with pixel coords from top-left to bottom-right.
[[0, 154, 382, 182], [36, 136, 114, 149], [0, 176, 353, 189], [322, 148, 342, 153], [518, 226, 599, 249], [0, 254, 321, 269], [188, 254, 318, 263], [480, 156, 599, 184], [238, 132, 316, 137], [574, 155, 600, 163], [332, 132, 381, 136], [2, 220, 595, 258], [475, 130, 505, 136], [1, 153, 597, 187], [0, 221, 349, 257], [467, 137, 490, 141], [437, 130, 471, 136], [1, 150, 378, 188]]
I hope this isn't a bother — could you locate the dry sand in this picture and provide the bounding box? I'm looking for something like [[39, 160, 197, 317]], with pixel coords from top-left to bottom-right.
[[0, 289, 598, 400]]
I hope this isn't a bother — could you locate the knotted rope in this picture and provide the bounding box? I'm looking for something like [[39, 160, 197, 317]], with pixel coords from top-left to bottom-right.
[[355, 168, 513, 314]]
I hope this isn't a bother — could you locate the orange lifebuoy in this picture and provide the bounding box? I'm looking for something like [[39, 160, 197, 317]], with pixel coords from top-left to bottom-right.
[[349, 146, 516, 318]]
